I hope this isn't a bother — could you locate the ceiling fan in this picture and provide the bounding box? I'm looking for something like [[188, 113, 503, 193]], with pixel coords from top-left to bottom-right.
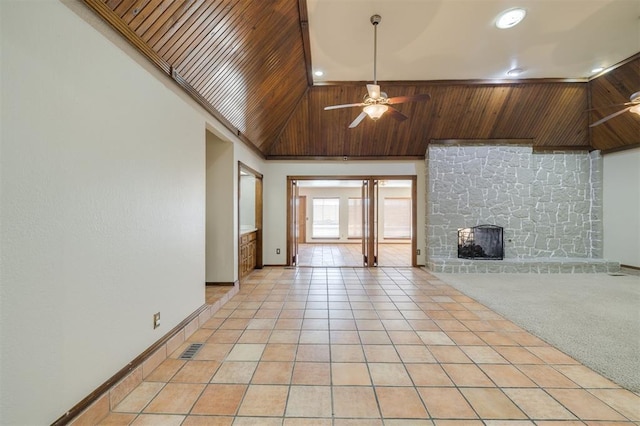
[[324, 14, 431, 128], [590, 91, 640, 127]]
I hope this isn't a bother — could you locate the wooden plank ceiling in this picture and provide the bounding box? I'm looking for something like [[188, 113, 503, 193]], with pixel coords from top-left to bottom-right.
[[589, 56, 640, 152], [86, 1, 639, 159]]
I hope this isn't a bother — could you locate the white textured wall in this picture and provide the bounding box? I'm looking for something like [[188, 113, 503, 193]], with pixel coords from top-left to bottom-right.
[[603, 148, 640, 267], [0, 2, 205, 424], [263, 161, 426, 265], [205, 133, 235, 282], [240, 175, 256, 230]]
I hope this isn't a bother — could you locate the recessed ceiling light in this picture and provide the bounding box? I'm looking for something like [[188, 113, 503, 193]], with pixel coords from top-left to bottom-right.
[[591, 67, 604, 73], [314, 70, 324, 77], [507, 67, 524, 76], [496, 8, 527, 29]]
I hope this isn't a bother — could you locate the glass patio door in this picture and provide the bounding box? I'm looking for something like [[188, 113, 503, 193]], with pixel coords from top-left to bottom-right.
[[288, 179, 300, 266]]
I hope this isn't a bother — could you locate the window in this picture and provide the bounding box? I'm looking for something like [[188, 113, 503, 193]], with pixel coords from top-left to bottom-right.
[[312, 198, 340, 238], [348, 198, 362, 238], [383, 198, 411, 239]]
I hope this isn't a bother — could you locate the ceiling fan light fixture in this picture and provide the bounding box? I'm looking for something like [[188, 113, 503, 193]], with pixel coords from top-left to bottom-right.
[[630, 104, 640, 116], [496, 8, 527, 29], [363, 104, 388, 120]]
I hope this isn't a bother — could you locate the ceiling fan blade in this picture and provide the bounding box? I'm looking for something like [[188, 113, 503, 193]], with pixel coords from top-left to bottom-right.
[[386, 106, 408, 122], [325, 103, 365, 110], [589, 106, 633, 127], [367, 84, 381, 99], [349, 111, 368, 128], [586, 102, 635, 111], [387, 93, 431, 104]]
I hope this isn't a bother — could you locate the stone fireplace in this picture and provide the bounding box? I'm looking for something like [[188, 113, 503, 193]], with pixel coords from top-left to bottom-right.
[[425, 144, 619, 273]]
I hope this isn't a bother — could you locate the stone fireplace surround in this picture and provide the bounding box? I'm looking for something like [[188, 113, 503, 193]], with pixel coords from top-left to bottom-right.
[[425, 144, 619, 273]]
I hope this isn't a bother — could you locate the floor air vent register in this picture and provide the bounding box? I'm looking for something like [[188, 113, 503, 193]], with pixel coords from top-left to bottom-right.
[[179, 343, 204, 360]]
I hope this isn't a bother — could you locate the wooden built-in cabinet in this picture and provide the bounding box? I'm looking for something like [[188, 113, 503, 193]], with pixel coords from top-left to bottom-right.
[[240, 231, 257, 278]]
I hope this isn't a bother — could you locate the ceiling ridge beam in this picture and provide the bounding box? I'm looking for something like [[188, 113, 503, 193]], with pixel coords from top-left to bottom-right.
[[298, 0, 313, 86], [313, 78, 589, 87]]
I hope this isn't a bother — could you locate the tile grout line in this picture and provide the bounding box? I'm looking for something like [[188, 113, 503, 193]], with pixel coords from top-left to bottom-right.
[[118, 267, 639, 424]]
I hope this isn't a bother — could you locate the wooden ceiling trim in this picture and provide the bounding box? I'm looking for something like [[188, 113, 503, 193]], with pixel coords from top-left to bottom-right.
[[532, 146, 591, 152], [298, 0, 313, 85], [314, 77, 589, 87], [599, 143, 640, 155], [431, 139, 534, 145], [86, 0, 171, 74]]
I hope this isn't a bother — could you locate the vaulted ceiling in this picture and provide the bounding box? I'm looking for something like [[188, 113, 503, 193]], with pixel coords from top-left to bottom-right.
[[85, 0, 639, 159]]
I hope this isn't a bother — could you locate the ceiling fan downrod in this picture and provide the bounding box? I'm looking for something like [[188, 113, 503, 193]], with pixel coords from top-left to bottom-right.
[[371, 14, 381, 85]]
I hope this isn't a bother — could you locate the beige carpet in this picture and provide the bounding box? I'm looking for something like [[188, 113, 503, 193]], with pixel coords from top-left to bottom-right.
[[432, 271, 640, 392]]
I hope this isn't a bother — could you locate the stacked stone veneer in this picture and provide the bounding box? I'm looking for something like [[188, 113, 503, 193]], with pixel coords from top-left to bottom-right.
[[426, 145, 619, 273]]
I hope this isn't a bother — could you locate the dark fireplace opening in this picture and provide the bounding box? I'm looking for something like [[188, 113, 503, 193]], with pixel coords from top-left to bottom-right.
[[458, 225, 504, 260]]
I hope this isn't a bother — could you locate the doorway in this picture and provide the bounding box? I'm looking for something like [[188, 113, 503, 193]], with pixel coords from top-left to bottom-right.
[[238, 162, 263, 279], [287, 176, 417, 267]]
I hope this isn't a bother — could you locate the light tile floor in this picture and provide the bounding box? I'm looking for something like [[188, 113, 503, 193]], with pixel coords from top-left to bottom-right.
[[101, 267, 640, 425], [298, 243, 412, 267], [206, 285, 236, 305]]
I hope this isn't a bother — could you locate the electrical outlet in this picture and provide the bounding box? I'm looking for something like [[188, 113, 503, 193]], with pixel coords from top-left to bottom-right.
[[153, 312, 161, 329], [276, 248, 281, 254], [417, 249, 421, 255]]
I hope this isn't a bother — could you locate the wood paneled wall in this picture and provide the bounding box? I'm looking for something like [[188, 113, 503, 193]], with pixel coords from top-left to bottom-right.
[[269, 82, 589, 158]]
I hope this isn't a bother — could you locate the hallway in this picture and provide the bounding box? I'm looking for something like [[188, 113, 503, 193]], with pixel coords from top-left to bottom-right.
[[99, 267, 639, 424], [298, 243, 412, 267]]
